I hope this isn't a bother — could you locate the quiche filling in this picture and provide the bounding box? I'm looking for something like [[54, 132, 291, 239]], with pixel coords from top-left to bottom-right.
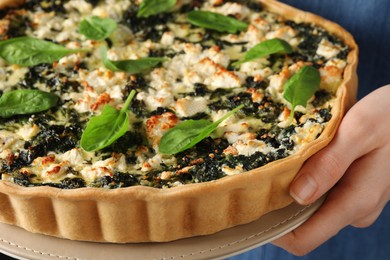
[[0, 0, 349, 189]]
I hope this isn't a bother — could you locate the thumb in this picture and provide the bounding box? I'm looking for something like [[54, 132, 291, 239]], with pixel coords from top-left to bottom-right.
[[289, 100, 380, 205], [290, 143, 351, 205]]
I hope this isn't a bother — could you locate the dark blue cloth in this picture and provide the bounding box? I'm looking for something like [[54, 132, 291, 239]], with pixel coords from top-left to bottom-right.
[[281, 0, 390, 98], [229, 0, 390, 259]]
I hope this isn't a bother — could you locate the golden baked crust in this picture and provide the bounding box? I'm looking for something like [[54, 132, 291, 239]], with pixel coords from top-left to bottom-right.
[[0, 0, 358, 243], [0, 0, 25, 9]]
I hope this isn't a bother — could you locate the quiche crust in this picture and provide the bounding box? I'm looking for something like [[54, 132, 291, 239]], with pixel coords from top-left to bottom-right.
[[0, 0, 25, 9], [0, 0, 358, 243]]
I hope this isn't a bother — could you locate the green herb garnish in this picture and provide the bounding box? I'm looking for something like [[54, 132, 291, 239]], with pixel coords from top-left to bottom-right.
[[137, 0, 177, 18], [79, 16, 117, 40], [187, 10, 248, 34], [0, 37, 89, 66], [101, 46, 167, 74], [80, 90, 136, 152], [283, 66, 321, 121], [232, 38, 293, 67], [0, 89, 59, 118], [159, 105, 244, 154]]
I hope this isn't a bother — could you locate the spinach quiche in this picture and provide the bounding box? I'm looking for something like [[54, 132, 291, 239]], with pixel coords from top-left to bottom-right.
[[0, 0, 357, 242]]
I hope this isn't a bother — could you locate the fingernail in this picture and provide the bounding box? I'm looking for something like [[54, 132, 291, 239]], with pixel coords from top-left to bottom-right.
[[290, 175, 317, 204]]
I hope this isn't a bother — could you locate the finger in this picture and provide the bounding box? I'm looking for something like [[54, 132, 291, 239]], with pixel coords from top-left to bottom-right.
[[272, 169, 374, 256], [289, 145, 352, 205], [351, 207, 384, 228], [289, 127, 360, 205], [346, 147, 390, 227], [272, 189, 351, 255], [274, 145, 390, 255], [289, 100, 382, 205]]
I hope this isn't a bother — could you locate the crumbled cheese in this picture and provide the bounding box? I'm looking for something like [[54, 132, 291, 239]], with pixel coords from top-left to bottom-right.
[[145, 112, 179, 149], [16, 124, 40, 141], [0, 66, 28, 92], [0, 131, 25, 151], [91, 0, 131, 20], [292, 120, 324, 149], [57, 148, 90, 171], [319, 59, 347, 93], [64, 0, 93, 14], [265, 26, 297, 46], [316, 39, 341, 59], [175, 97, 208, 118], [222, 165, 244, 176]]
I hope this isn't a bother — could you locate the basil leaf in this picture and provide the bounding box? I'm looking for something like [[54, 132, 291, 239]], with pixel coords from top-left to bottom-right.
[[0, 37, 88, 66], [79, 16, 117, 40], [101, 46, 167, 74], [80, 90, 136, 152], [0, 89, 58, 118], [233, 38, 293, 67], [187, 11, 248, 34], [283, 66, 321, 121], [137, 0, 177, 18], [159, 105, 244, 154]]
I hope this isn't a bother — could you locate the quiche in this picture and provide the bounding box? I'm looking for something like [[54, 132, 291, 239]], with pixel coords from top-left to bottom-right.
[[0, 0, 357, 242]]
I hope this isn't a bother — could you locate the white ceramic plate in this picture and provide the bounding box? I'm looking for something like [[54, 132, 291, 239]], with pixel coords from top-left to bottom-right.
[[0, 196, 325, 260]]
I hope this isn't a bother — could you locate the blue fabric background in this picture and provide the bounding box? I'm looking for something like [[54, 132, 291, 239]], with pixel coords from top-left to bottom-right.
[[229, 0, 390, 259], [281, 0, 390, 98]]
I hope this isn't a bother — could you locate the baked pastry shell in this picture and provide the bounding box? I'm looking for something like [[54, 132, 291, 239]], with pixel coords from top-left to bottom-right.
[[0, 0, 25, 9], [0, 0, 358, 243]]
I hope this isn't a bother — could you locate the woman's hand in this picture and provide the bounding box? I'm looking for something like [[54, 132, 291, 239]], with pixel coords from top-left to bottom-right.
[[272, 85, 390, 255]]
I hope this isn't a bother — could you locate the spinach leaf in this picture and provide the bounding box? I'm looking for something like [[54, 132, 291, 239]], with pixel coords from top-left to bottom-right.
[[0, 89, 59, 118], [233, 38, 293, 67], [79, 16, 117, 40], [101, 46, 167, 74], [137, 0, 177, 18], [159, 104, 244, 154], [80, 90, 136, 152], [0, 37, 89, 66], [187, 11, 248, 34], [283, 66, 321, 121]]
